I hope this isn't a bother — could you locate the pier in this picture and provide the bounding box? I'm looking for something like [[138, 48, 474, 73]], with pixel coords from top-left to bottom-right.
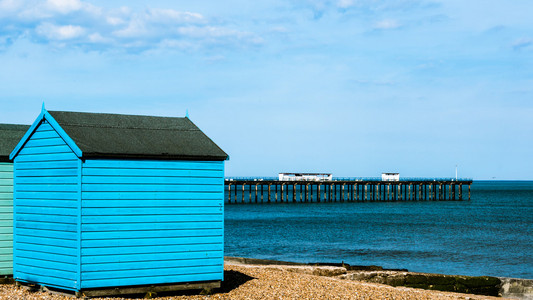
[[225, 178, 473, 204]]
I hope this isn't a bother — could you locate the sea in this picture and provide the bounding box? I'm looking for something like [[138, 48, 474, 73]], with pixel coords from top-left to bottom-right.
[[224, 181, 533, 279]]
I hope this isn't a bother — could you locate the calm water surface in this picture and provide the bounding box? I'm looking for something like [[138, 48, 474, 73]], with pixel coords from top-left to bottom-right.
[[224, 181, 533, 279]]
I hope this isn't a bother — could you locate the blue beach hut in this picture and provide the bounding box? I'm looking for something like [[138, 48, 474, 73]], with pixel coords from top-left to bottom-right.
[[0, 124, 30, 276], [9, 107, 228, 295]]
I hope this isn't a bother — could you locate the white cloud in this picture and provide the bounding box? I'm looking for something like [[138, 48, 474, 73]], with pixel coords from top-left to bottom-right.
[[112, 18, 147, 38], [106, 16, 125, 26], [45, 0, 82, 14], [374, 19, 401, 30], [145, 8, 204, 24], [512, 38, 532, 51], [177, 26, 263, 45], [0, 1, 261, 52], [178, 26, 237, 38], [337, 0, 355, 9], [88, 32, 111, 43], [36, 22, 85, 40], [0, 0, 22, 12]]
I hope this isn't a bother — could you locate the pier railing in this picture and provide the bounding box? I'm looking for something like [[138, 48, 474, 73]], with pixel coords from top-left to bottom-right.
[[226, 177, 473, 182], [224, 178, 473, 204]]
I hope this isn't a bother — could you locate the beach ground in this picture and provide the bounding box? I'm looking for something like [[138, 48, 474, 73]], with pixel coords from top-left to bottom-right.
[[0, 262, 508, 300]]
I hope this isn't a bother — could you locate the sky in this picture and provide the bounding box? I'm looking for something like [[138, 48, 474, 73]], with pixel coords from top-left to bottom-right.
[[0, 0, 532, 180]]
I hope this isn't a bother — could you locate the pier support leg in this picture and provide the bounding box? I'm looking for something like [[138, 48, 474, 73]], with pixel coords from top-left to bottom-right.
[[268, 184, 271, 203], [242, 184, 246, 204], [255, 184, 258, 203], [318, 184, 321, 203], [452, 184, 456, 200], [293, 184, 297, 203], [228, 184, 232, 204], [468, 184, 471, 200]]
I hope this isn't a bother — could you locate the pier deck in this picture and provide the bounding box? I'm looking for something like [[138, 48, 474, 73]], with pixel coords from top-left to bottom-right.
[[225, 178, 473, 204]]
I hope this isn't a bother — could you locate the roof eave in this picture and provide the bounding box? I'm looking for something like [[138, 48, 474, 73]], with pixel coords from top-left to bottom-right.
[[81, 153, 228, 161]]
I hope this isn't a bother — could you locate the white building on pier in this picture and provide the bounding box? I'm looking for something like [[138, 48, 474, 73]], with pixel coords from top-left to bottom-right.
[[278, 173, 333, 181], [382, 173, 400, 181]]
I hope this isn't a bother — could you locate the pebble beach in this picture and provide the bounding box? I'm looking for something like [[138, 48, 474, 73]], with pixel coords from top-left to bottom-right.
[[0, 263, 506, 300]]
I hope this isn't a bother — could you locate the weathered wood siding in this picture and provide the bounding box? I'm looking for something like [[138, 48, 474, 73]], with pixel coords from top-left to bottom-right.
[[13, 120, 80, 290], [80, 159, 224, 289], [0, 162, 14, 275]]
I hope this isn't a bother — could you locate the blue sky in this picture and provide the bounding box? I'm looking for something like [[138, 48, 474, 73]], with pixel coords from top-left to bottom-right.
[[0, 0, 532, 179]]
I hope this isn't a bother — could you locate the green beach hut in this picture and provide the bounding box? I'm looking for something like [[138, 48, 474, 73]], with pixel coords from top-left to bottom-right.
[[0, 124, 30, 276]]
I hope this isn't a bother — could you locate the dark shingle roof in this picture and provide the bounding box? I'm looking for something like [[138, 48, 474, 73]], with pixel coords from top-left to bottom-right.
[[48, 111, 228, 161], [0, 124, 30, 162]]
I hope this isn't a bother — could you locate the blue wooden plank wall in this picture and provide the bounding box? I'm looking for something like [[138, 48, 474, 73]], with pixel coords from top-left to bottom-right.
[[80, 159, 224, 289], [14, 120, 80, 290], [0, 162, 14, 275]]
